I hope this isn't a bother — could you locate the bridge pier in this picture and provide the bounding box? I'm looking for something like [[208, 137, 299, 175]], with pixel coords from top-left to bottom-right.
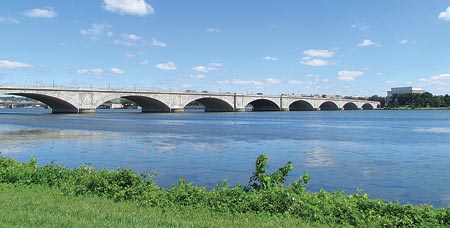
[[78, 108, 96, 114], [234, 108, 246, 112], [171, 108, 184, 113], [281, 108, 289, 111]]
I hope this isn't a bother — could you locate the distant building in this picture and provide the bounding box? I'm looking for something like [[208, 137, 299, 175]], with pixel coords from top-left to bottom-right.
[[387, 86, 425, 97]]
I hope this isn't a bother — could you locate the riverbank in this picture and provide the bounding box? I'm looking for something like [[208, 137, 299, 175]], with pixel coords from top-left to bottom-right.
[[0, 183, 321, 228], [1, 155, 449, 227]]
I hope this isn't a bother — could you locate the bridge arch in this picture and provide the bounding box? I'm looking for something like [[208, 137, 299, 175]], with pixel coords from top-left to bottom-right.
[[319, 101, 339, 111], [94, 95, 171, 113], [183, 97, 234, 112], [362, 103, 374, 110], [246, 99, 280, 111], [343, 102, 359, 110], [7, 93, 78, 113], [289, 100, 314, 111]]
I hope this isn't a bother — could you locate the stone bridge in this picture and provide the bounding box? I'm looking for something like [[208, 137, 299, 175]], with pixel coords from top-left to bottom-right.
[[0, 85, 380, 113]]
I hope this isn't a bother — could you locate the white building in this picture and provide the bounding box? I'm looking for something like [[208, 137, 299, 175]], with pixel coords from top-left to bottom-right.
[[387, 86, 425, 97]]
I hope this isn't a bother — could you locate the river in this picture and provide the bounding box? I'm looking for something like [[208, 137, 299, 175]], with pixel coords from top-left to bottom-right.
[[1, 108, 449, 207]]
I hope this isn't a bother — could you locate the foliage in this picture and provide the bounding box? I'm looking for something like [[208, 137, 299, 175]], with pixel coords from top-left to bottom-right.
[[386, 92, 450, 108], [1, 155, 450, 227]]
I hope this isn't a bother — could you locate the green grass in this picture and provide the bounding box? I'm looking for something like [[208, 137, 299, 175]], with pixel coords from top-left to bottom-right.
[[0, 183, 324, 228]]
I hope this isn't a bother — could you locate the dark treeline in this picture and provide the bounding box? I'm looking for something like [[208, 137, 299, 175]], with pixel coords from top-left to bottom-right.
[[363, 93, 450, 109], [386, 92, 450, 108]]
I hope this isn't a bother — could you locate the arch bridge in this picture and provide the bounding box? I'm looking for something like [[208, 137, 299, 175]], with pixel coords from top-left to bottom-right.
[[0, 85, 380, 114]]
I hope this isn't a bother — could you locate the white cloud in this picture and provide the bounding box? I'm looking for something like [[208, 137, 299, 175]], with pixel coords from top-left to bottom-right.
[[192, 66, 209, 73], [300, 58, 329, 67], [156, 61, 176, 70], [139, 60, 149, 65], [192, 63, 222, 73], [189, 74, 206, 79], [231, 78, 281, 86], [303, 49, 335, 58], [124, 53, 135, 58], [419, 73, 450, 86], [209, 63, 223, 67], [351, 23, 370, 31], [91, 68, 104, 75], [127, 33, 142, 40], [400, 39, 409, 45], [0, 17, 20, 24], [0, 60, 32, 69], [151, 38, 167, 47], [439, 6, 450, 21], [76, 68, 104, 75], [288, 80, 303, 85], [358, 39, 376, 47], [76, 69, 90, 74], [263, 56, 278, 61], [80, 23, 113, 40], [206, 28, 221, 33], [385, 80, 395, 85], [103, 0, 154, 16], [23, 8, 57, 18], [264, 78, 281, 85], [337, 70, 364, 81], [111, 67, 125, 74], [216, 80, 230, 85]]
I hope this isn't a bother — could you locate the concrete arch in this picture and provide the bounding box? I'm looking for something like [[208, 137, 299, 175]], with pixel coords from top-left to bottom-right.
[[247, 99, 280, 111], [362, 103, 374, 110], [289, 100, 314, 111], [319, 101, 339, 111], [343, 102, 359, 110], [123, 96, 171, 113], [94, 95, 171, 113], [8, 93, 78, 113], [184, 97, 234, 112]]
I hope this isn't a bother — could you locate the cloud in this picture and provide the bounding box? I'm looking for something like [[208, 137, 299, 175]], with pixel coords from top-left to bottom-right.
[[80, 23, 113, 40], [192, 63, 222, 73], [231, 78, 281, 86], [400, 39, 409, 45], [300, 58, 330, 67], [23, 8, 57, 18], [419, 73, 450, 86], [439, 6, 450, 21], [110, 67, 125, 74], [76, 68, 104, 75], [288, 80, 303, 85], [0, 17, 20, 24], [385, 80, 395, 85], [0, 60, 32, 69], [358, 39, 376, 47], [189, 74, 206, 79], [206, 28, 221, 33], [303, 49, 335, 58], [151, 38, 167, 47], [114, 33, 160, 47], [351, 23, 370, 31], [263, 56, 278, 61], [337, 70, 364, 81], [139, 60, 149, 65], [103, 0, 154, 16], [156, 61, 176, 70]]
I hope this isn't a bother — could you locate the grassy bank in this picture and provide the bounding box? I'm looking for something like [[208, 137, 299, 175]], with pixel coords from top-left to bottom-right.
[[1, 155, 450, 227], [0, 184, 320, 228]]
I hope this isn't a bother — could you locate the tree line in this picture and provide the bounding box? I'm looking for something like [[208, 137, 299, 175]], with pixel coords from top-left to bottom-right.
[[367, 92, 450, 109]]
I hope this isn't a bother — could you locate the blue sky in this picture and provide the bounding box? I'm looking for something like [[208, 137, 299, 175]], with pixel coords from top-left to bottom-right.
[[1, 0, 450, 96]]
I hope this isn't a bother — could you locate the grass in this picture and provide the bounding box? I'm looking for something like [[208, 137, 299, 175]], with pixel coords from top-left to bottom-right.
[[0, 183, 325, 228]]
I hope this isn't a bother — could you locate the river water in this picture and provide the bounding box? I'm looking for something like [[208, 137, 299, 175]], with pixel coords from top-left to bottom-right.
[[0, 108, 449, 207]]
